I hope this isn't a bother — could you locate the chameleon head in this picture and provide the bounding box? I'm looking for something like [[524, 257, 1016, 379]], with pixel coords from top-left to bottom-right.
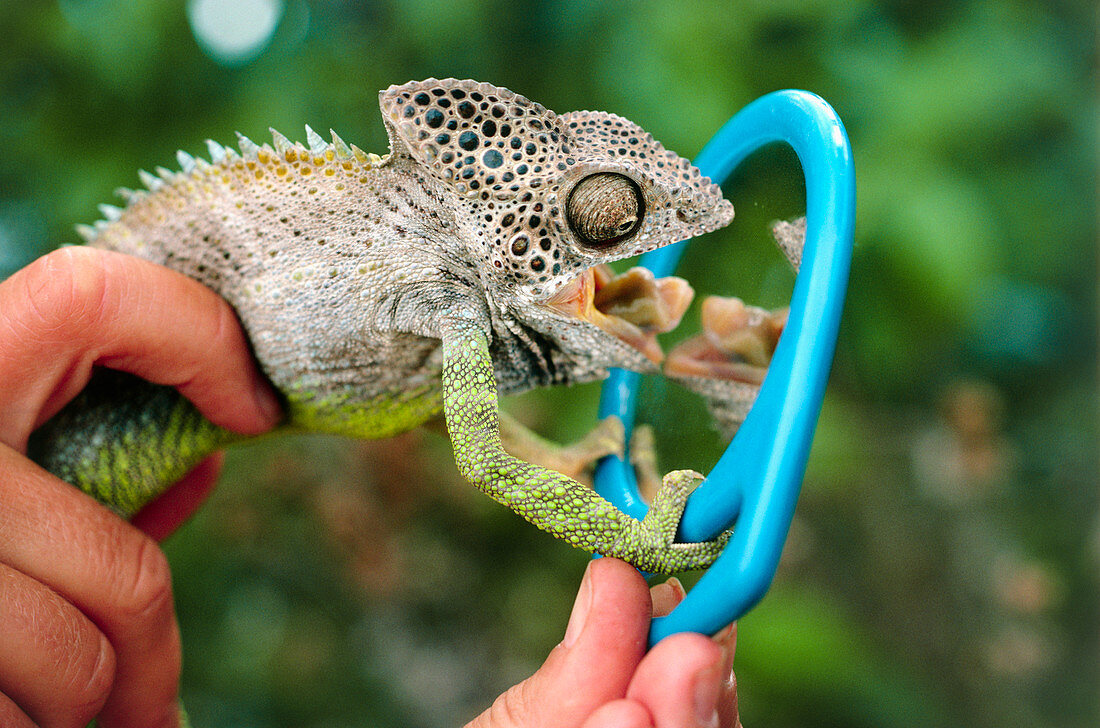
[[380, 79, 734, 381]]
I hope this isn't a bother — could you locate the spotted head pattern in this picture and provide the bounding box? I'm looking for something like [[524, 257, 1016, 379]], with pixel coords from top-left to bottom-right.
[[380, 79, 733, 301]]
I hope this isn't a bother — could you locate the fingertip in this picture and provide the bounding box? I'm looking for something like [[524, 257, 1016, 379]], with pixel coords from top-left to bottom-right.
[[581, 699, 654, 728], [563, 558, 647, 650], [714, 621, 736, 665], [179, 287, 281, 434], [587, 557, 650, 598], [581, 558, 652, 639], [563, 560, 597, 649], [628, 632, 725, 726], [529, 559, 652, 721], [250, 381, 284, 431], [647, 630, 724, 667]]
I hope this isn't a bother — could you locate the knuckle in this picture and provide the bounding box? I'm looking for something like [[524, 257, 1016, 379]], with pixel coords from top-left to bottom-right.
[[114, 536, 175, 625], [65, 632, 116, 727], [195, 292, 243, 375], [2, 567, 118, 727], [205, 289, 237, 346], [171, 275, 245, 388], [487, 683, 532, 727], [18, 247, 114, 336]]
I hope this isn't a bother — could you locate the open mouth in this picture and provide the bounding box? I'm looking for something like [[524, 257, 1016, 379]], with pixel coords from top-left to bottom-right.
[[665, 297, 786, 385], [546, 264, 786, 382], [546, 264, 693, 364]]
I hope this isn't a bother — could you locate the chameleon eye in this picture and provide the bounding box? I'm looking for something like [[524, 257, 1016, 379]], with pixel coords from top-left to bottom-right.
[[566, 173, 644, 248]]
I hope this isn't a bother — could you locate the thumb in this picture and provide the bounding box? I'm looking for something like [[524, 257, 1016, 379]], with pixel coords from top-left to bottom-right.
[[465, 559, 651, 728]]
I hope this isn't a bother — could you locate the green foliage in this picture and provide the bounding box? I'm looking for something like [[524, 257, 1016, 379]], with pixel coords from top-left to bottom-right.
[[1, 1, 1095, 726]]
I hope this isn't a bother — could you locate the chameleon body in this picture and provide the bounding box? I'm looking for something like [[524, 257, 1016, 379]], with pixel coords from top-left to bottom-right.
[[30, 79, 739, 574]]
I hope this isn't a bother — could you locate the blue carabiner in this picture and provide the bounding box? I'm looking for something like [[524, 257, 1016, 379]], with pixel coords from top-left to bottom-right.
[[594, 90, 855, 644]]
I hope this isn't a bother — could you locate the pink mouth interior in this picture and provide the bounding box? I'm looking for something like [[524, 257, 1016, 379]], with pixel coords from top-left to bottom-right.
[[548, 265, 786, 380]]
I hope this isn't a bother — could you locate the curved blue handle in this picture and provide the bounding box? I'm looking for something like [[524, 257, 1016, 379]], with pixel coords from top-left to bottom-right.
[[594, 90, 855, 643]]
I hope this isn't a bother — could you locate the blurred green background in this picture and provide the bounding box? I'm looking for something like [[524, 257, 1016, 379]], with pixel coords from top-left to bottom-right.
[[1, 0, 1096, 726]]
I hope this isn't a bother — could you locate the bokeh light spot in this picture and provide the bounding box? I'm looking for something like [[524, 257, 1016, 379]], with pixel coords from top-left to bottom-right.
[[187, 0, 284, 67]]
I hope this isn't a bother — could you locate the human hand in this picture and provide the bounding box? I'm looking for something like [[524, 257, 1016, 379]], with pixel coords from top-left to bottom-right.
[[467, 557, 740, 728], [0, 248, 281, 727]]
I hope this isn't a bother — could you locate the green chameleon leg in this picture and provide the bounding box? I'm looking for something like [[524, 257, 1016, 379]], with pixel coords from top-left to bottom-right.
[[28, 368, 242, 518], [440, 315, 727, 574]]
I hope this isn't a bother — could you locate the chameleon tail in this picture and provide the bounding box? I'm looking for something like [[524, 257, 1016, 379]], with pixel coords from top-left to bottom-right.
[[27, 368, 240, 518]]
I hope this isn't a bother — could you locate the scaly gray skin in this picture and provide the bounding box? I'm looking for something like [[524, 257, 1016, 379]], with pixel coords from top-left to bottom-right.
[[29, 78, 735, 574]]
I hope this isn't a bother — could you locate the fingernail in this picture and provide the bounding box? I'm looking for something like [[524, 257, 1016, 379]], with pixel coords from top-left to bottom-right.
[[563, 562, 594, 648], [713, 622, 735, 649], [651, 576, 687, 617], [713, 623, 737, 688], [694, 660, 722, 728]]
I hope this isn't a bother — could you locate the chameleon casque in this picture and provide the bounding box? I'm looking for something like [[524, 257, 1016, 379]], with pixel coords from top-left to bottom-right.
[[30, 78, 799, 575]]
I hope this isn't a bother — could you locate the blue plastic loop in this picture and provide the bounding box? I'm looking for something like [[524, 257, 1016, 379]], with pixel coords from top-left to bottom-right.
[[593, 90, 855, 644]]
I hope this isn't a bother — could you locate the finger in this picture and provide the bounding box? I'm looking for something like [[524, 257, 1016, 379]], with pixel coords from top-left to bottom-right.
[[465, 558, 651, 728], [650, 575, 736, 723], [627, 632, 725, 728], [131, 453, 224, 541], [0, 446, 183, 727], [0, 562, 115, 727], [0, 247, 280, 450], [581, 699, 654, 728], [713, 624, 739, 728], [551, 558, 651, 696], [0, 692, 35, 728]]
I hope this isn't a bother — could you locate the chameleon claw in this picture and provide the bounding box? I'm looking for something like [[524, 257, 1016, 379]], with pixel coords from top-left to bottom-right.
[[608, 469, 729, 574]]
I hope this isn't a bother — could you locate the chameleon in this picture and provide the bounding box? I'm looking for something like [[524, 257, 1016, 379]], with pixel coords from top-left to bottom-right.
[[28, 78, 799, 575]]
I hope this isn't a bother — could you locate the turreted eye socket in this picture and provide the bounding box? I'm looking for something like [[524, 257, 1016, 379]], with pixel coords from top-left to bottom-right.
[[565, 173, 644, 248]]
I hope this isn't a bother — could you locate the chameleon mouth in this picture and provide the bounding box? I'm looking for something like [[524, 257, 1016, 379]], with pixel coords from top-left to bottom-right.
[[664, 297, 787, 384], [546, 267, 787, 378], [546, 265, 693, 363]]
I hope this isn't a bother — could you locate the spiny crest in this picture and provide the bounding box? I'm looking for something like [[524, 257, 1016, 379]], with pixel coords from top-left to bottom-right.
[[270, 128, 292, 154], [97, 203, 123, 222], [206, 139, 227, 163], [137, 168, 162, 191], [176, 150, 197, 174], [76, 124, 373, 243], [305, 125, 326, 155], [329, 129, 352, 159], [235, 131, 261, 159]]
